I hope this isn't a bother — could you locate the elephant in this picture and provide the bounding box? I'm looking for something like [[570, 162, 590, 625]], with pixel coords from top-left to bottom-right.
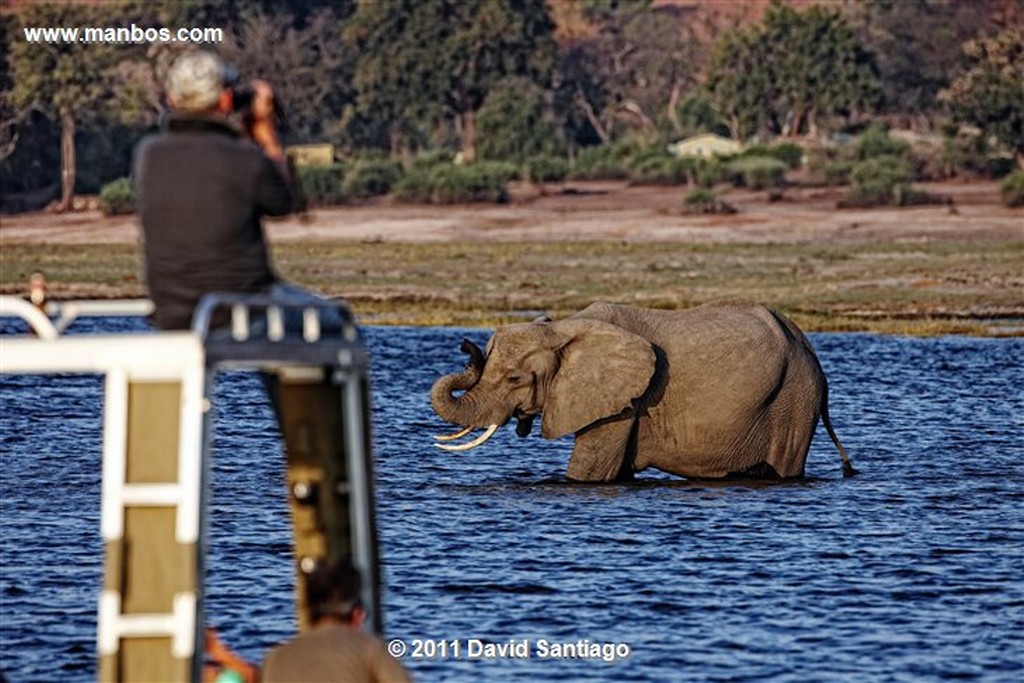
[[430, 301, 855, 482]]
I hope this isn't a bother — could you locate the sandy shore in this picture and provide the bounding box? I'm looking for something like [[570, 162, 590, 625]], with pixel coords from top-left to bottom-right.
[[2, 180, 1021, 246], [2, 180, 1021, 335]]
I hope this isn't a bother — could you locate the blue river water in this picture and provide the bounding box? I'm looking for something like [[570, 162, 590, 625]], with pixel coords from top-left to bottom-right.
[[1, 318, 1022, 681]]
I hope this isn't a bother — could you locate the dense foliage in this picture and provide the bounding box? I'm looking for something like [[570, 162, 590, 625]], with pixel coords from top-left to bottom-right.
[[706, 4, 881, 141], [2, 1, 1020, 212], [1001, 171, 1024, 208], [97, 177, 135, 215], [941, 25, 1024, 164]]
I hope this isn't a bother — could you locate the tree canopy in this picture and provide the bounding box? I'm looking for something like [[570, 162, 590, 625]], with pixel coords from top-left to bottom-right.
[[346, 0, 556, 160], [2, 0, 1020, 210], [8, 3, 127, 210], [942, 25, 1024, 164], [706, 4, 881, 141]]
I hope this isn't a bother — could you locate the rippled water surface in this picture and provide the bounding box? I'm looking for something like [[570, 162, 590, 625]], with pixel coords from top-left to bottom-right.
[[2, 319, 1022, 681]]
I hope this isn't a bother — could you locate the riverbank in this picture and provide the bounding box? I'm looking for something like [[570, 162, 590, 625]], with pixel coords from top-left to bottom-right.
[[2, 180, 1021, 335]]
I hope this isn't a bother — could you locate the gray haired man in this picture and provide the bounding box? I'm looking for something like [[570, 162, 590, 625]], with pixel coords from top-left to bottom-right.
[[133, 51, 305, 331]]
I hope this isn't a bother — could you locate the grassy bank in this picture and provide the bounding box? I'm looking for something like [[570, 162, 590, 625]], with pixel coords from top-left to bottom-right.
[[2, 238, 1022, 336]]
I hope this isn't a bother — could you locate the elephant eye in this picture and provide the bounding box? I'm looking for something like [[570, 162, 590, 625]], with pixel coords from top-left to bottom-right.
[[507, 375, 521, 384]]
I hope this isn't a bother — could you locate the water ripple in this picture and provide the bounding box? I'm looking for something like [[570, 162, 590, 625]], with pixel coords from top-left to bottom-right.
[[1, 325, 1022, 681]]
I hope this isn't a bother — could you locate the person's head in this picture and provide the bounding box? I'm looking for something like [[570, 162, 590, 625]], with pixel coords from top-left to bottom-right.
[[307, 560, 365, 629], [165, 51, 238, 115]]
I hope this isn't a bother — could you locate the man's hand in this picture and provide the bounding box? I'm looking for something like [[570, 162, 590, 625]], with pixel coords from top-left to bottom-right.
[[247, 79, 284, 162]]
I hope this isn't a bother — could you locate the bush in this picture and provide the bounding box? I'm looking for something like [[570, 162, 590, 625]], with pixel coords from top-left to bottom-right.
[[742, 142, 803, 169], [1001, 170, 1024, 207], [629, 155, 689, 185], [725, 155, 788, 189], [433, 164, 509, 203], [681, 188, 736, 215], [474, 160, 520, 183], [393, 163, 509, 204], [524, 156, 569, 184], [410, 150, 455, 170], [824, 160, 856, 185], [392, 169, 435, 203], [569, 145, 630, 180], [684, 188, 716, 205], [769, 142, 804, 169], [854, 125, 910, 161], [695, 158, 727, 188], [297, 164, 346, 206], [342, 159, 404, 199], [842, 155, 914, 206], [98, 177, 135, 215]]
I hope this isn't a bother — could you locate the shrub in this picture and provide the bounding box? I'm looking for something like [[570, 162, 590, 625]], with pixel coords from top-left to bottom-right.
[[297, 164, 346, 206], [854, 125, 910, 161], [392, 169, 435, 203], [684, 188, 716, 205], [1001, 170, 1024, 207], [393, 163, 509, 204], [433, 164, 509, 203], [474, 160, 520, 183], [742, 142, 803, 169], [725, 155, 788, 189], [769, 142, 804, 169], [823, 160, 856, 185], [842, 155, 914, 206], [695, 158, 727, 188], [525, 156, 569, 184], [342, 159, 404, 199], [681, 188, 737, 215], [411, 150, 455, 170], [629, 155, 689, 185], [569, 145, 630, 180], [98, 177, 135, 215]]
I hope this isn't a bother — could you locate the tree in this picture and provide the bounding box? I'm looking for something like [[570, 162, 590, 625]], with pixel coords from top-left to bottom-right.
[[850, 0, 1009, 127], [941, 24, 1024, 167], [7, 3, 151, 211], [555, 1, 712, 144], [345, 0, 449, 155], [348, 0, 556, 160], [476, 76, 563, 163], [706, 4, 881, 141], [704, 25, 772, 141], [219, 7, 355, 144]]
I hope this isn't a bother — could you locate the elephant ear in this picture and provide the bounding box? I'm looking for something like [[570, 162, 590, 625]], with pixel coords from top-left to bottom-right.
[[542, 318, 656, 440]]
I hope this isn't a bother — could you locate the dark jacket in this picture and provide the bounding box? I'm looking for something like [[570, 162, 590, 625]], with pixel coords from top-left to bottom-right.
[[133, 114, 293, 330]]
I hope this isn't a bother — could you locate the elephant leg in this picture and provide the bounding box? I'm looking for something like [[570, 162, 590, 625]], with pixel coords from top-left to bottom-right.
[[764, 390, 819, 479], [567, 418, 636, 483]]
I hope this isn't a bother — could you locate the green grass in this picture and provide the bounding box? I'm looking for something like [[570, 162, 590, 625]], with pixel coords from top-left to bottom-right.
[[2, 239, 1022, 336]]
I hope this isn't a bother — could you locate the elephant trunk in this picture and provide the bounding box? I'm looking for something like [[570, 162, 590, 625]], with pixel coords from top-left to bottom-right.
[[431, 339, 488, 427]]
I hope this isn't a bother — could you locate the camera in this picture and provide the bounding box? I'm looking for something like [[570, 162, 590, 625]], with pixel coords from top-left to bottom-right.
[[230, 83, 257, 112], [230, 82, 288, 134]]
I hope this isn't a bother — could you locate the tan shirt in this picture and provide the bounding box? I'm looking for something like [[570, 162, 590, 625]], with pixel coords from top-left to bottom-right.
[[261, 625, 412, 683]]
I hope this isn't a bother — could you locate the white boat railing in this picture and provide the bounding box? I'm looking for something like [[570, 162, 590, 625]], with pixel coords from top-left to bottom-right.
[[1, 293, 379, 683]]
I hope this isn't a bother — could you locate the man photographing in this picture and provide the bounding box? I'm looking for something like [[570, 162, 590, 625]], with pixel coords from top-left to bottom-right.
[[133, 50, 300, 331]]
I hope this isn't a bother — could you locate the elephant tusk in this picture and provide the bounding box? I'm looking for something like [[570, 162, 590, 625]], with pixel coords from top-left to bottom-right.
[[435, 424, 499, 452], [434, 425, 474, 442]]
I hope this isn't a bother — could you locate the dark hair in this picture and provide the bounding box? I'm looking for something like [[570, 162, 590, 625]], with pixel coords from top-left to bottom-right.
[[307, 560, 362, 624]]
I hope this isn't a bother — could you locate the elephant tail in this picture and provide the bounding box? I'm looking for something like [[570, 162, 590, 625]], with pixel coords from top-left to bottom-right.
[[770, 308, 857, 478], [821, 379, 857, 478]]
